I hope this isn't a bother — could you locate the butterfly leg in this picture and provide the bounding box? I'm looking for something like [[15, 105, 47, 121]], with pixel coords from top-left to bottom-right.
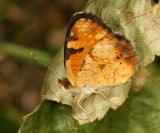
[[93, 91, 119, 110], [76, 88, 88, 114]]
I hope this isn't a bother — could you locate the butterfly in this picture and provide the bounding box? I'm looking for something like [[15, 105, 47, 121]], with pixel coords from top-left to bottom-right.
[[58, 12, 138, 89]]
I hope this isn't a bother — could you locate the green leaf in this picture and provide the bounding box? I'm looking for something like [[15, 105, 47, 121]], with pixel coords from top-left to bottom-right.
[[19, 60, 160, 133]]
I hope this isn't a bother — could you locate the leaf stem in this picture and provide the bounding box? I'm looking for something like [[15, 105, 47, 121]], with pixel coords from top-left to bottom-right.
[[0, 42, 52, 67]]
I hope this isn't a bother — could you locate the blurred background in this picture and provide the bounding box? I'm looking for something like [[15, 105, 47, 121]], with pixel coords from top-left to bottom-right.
[[0, 0, 87, 132]]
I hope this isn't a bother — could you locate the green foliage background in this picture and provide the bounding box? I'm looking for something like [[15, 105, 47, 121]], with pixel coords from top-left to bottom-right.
[[0, 0, 160, 132]]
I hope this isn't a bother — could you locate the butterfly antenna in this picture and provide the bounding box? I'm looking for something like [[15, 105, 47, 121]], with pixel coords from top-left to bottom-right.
[[30, 51, 63, 78], [125, 11, 152, 25]]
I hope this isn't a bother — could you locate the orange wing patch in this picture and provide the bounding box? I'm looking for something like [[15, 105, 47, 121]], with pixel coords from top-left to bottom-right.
[[65, 13, 138, 87]]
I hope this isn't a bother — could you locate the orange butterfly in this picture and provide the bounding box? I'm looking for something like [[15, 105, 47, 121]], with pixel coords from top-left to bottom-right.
[[59, 12, 138, 89]]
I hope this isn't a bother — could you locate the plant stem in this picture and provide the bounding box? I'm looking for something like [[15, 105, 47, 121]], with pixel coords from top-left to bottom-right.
[[0, 42, 52, 67]]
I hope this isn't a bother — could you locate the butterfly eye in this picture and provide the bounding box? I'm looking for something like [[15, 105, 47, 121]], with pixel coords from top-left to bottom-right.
[[151, 0, 159, 6]]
